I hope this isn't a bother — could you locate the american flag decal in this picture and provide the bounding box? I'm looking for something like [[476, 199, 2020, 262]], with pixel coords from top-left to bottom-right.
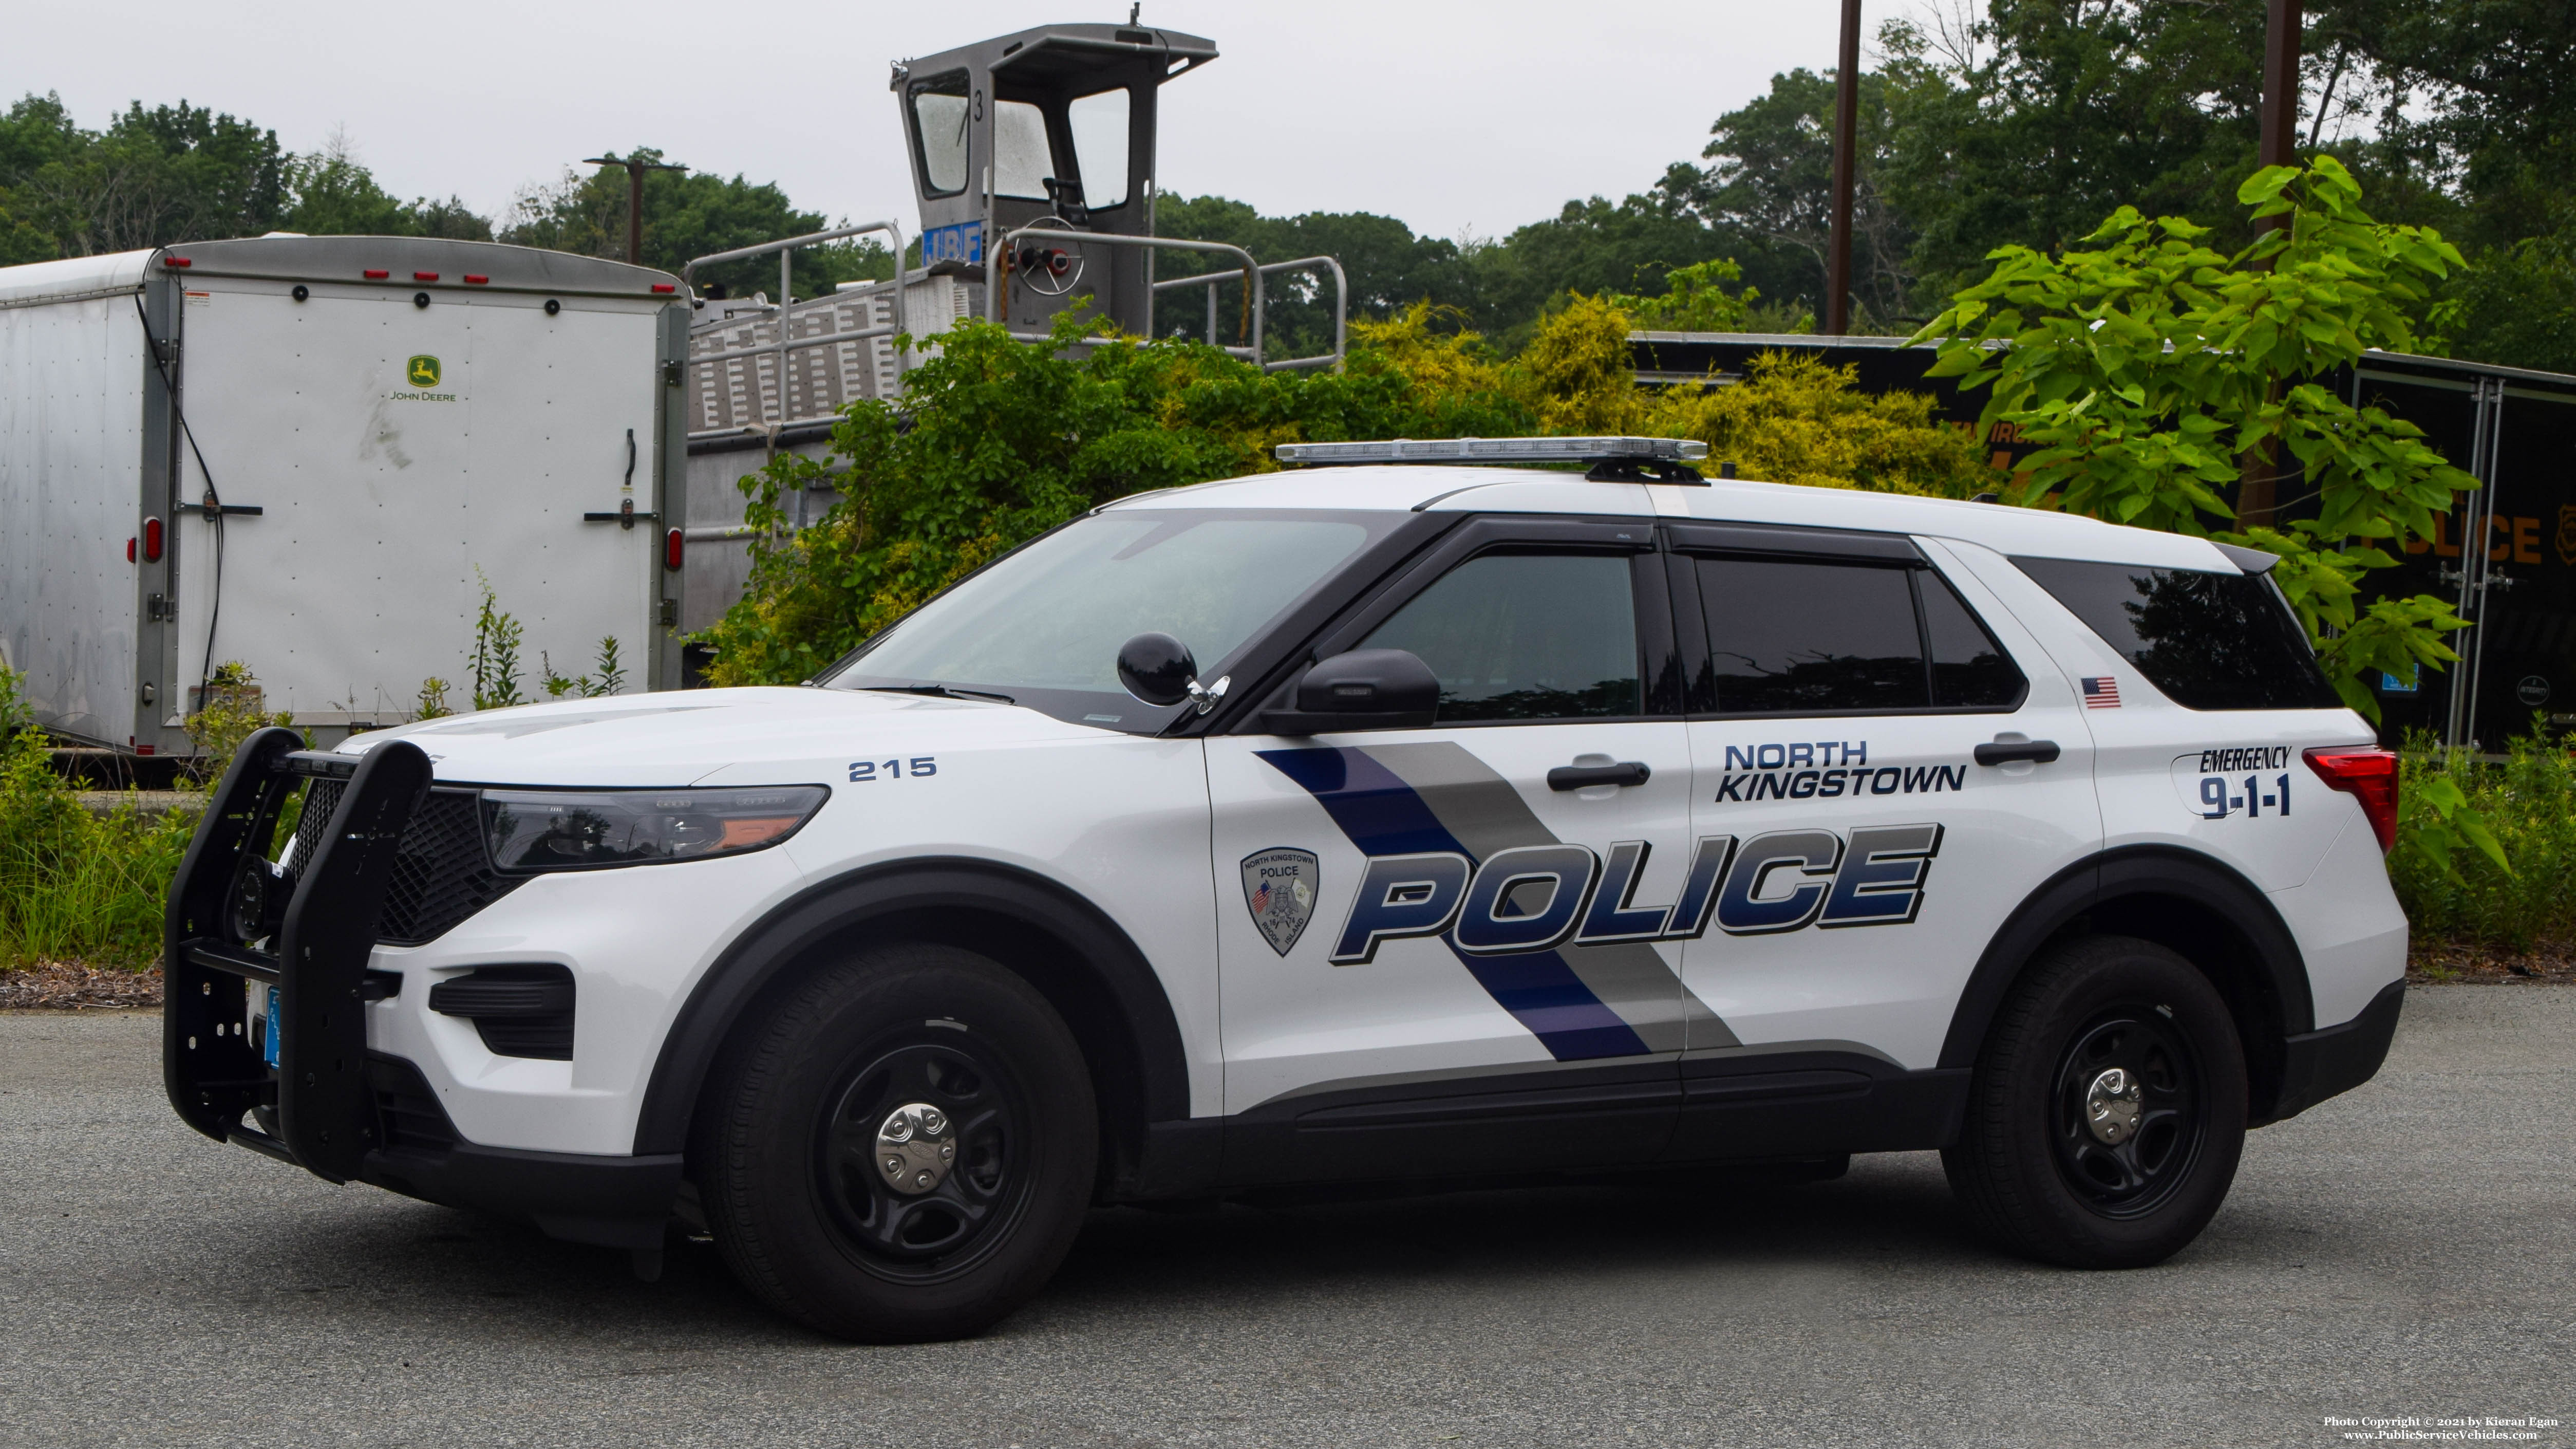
[[2081, 676, 2122, 709]]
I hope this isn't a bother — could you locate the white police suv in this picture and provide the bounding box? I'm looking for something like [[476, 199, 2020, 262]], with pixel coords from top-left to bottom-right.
[[165, 437, 2409, 1342]]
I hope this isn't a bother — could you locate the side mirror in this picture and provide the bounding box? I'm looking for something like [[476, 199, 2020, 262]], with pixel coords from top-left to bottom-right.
[[1117, 632, 1231, 715], [1263, 649, 1440, 735]]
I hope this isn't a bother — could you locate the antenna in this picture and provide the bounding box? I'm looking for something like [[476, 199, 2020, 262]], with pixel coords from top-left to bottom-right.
[[1130, 4, 1140, 23]]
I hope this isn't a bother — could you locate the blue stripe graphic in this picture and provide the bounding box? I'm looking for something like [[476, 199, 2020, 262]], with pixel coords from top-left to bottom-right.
[[1258, 747, 1647, 1061]]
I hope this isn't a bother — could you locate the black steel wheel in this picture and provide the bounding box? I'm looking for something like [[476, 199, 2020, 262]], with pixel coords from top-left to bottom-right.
[[1943, 934, 2247, 1269], [2047, 1008, 2205, 1219], [696, 943, 1096, 1341], [816, 1038, 1031, 1277]]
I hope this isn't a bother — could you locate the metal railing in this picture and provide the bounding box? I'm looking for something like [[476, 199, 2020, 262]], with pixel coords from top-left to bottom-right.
[[682, 219, 909, 438], [1154, 253, 1347, 372], [995, 227, 1264, 362]]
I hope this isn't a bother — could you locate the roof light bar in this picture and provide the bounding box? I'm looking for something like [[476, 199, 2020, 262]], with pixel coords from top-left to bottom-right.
[[1275, 436, 1710, 467]]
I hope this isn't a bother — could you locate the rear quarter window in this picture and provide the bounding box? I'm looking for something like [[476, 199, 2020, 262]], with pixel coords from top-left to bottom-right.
[[2012, 556, 2342, 711]]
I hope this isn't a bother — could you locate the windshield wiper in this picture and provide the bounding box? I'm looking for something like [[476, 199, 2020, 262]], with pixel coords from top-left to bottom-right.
[[860, 683, 1017, 704]]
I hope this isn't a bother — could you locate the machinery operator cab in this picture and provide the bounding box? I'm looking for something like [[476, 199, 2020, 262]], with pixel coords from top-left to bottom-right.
[[165, 436, 2409, 1345], [893, 22, 1215, 335]]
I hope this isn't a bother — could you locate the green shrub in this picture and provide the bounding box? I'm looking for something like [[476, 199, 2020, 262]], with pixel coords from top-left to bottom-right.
[[0, 670, 201, 969], [2390, 730, 2575, 952]]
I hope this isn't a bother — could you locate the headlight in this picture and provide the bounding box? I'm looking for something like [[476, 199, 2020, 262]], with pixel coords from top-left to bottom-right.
[[480, 785, 829, 872]]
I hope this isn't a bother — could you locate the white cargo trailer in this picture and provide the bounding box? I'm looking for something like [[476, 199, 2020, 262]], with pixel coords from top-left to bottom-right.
[[0, 235, 690, 756]]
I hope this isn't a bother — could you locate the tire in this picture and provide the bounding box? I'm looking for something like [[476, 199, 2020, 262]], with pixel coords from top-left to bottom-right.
[[1942, 934, 2247, 1269], [694, 942, 1098, 1342]]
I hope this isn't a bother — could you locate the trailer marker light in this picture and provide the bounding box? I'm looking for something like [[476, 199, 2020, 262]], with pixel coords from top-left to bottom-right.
[[415, 272, 439, 282], [127, 537, 136, 563], [463, 274, 488, 285], [163, 256, 191, 268], [143, 517, 164, 562], [666, 528, 684, 570], [364, 269, 389, 279], [651, 283, 676, 293]]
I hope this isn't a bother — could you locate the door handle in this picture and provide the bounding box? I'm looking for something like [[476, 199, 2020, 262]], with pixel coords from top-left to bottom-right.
[[1973, 739, 2061, 766], [1548, 760, 1651, 791]]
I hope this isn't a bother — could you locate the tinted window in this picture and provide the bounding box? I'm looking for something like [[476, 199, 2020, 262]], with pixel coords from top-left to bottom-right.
[[1923, 573, 2025, 708], [1363, 552, 1641, 721], [1699, 558, 1926, 713], [2012, 557, 2341, 711]]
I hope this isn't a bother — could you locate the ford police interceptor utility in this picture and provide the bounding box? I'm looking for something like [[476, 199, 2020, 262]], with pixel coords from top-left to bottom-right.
[[164, 436, 2409, 1342]]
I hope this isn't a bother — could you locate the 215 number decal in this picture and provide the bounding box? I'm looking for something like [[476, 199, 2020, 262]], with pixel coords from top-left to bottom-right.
[[850, 756, 937, 782]]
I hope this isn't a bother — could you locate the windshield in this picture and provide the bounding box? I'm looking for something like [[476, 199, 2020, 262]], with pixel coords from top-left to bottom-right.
[[823, 510, 1395, 729]]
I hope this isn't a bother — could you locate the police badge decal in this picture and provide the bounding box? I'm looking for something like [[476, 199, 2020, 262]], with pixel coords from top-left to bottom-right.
[[1239, 848, 1319, 957]]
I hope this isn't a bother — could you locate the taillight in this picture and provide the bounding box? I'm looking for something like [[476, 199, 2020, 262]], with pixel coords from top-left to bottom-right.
[[2305, 748, 2399, 853], [665, 528, 684, 571], [143, 516, 163, 562]]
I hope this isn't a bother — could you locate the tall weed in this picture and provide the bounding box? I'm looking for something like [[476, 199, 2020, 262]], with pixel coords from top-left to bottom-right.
[[0, 700, 199, 970]]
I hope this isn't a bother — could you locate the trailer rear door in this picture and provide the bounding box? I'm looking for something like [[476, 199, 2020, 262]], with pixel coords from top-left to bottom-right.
[[170, 281, 661, 721]]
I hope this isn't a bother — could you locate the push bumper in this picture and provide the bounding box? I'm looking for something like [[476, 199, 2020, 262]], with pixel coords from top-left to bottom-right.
[[2263, 978, 2406, 1125], [162, 728, 681, 1250]]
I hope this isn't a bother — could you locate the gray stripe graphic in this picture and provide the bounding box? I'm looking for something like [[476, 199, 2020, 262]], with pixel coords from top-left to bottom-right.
[[1362, 740, 1738, 1054]]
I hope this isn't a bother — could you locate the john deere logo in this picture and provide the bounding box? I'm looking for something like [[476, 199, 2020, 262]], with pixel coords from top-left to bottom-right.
[[406, 355, 441, 388]]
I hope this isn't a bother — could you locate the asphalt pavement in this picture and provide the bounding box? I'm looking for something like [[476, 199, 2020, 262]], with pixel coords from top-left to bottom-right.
[[2, 986, 2568, 1448]]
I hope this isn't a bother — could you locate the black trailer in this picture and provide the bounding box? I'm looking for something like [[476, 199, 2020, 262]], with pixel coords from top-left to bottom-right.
[[1631, 331, 2576, 749]]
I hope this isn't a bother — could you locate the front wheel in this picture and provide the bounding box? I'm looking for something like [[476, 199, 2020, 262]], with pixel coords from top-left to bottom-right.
[[695, 943, 1098, 1341], [1943, 934, 2247, 1269]]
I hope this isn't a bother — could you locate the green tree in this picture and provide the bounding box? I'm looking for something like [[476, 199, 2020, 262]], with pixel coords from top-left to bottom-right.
[[1914, 158, 2474, 720], [0, 95, 288, 257], [1678, 65, 1916, 326], [500, 148, 891, 295], [281, 134, 493, 240]]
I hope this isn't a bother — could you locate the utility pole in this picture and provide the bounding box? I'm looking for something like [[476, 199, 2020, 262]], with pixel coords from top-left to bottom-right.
[[2241, 0, 2302, 528], [2259, 0, 2303, 200], [581, 154, 689, 268], [1825, 0, 1863, 336]]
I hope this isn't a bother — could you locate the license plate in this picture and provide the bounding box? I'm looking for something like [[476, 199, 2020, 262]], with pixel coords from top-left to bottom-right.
[[263, 986, 281, 1067]]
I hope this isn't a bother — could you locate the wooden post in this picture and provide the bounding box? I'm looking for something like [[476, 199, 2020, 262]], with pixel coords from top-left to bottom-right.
[[1825, 0, 1862, 336]]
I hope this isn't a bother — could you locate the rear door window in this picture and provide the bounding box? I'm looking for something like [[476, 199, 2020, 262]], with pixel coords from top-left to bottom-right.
[[2011, 558, 2340, 710], [1691, 556, 2026, 715]]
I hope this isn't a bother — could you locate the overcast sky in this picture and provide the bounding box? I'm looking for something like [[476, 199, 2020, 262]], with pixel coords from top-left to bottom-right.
[[6, 1, 1865, 243]]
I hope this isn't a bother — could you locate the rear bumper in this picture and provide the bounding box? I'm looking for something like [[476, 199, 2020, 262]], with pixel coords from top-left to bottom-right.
[[2263, 979, 2405, 1125]]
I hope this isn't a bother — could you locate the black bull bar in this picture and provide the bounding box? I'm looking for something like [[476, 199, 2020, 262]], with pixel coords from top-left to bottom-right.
[[163, 726, 431, 1181]]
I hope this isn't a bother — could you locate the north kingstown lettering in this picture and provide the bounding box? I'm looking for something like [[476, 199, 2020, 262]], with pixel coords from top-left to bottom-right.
[[1724, 740, 1869, 770], [1712, 763, 1964, 804]]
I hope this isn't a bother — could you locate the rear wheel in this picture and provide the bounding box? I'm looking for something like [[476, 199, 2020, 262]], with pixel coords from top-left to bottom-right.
[[1943, 934, 2247, 1268], [696, 943, 1097, 1341]]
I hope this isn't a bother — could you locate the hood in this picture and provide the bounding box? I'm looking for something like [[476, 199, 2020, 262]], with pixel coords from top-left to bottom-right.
[[339, 687, 1104, 787]]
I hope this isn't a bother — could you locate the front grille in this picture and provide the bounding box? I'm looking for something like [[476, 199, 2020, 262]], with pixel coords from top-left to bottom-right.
[[288, 781, 525, 945]]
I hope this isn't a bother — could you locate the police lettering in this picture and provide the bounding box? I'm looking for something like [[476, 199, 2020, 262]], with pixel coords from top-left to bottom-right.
[[1328, 825, 1944, 964]]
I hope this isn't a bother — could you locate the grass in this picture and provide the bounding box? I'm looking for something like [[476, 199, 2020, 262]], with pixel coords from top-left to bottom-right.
[[0, 727, 200, 969]]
